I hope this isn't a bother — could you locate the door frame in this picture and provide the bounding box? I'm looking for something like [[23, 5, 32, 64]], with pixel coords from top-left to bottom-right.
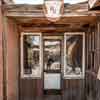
[[42, 35, 63, 92]]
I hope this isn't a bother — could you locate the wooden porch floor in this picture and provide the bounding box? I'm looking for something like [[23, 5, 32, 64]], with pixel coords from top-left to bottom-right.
[[33, 95, 91, 100], [20, 93, 95, 100], [35, 95, 94, 100]]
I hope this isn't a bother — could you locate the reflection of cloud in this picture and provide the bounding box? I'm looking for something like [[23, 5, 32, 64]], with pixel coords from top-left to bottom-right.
[[32, 36, 40, 45]]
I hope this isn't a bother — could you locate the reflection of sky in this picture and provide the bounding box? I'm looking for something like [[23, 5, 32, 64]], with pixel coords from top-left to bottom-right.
[[14, 0, 87, 4], [32, 36, 40, 45]]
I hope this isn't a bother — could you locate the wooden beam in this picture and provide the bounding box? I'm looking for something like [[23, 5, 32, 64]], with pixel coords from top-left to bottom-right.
[[4, 10, 98, 17], [19, 25, 87, 33], [3, 3, 98, 17], [14, 16, 96, 25]]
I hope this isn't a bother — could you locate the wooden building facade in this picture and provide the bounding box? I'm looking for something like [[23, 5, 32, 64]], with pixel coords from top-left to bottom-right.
[[0, 0, 100, 100]]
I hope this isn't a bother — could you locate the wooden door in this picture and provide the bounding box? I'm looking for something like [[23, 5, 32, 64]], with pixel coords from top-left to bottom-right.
[[43, 37, 62, 94]]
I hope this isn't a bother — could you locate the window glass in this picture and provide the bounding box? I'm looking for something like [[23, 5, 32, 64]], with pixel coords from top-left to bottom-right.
[[44, 40, 61, 72], [64, 34, 85, 78], [22, 35, 41, 78]]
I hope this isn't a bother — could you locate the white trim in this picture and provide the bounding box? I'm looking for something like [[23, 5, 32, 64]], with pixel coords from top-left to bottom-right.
[[20, 32, 43, 79], [64, 32, 85, 79]]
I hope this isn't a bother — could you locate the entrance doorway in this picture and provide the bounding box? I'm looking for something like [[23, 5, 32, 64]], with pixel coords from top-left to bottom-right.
[[43, 36, 63, 94], [20, 32, 85, 100]]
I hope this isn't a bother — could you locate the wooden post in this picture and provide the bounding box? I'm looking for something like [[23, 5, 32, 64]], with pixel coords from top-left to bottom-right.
[[0, 1, 4, 100]]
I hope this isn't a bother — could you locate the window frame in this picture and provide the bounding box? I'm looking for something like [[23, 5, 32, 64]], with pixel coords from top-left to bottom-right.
[[20, 32, 43, 79], [64, 32, 85, 79]]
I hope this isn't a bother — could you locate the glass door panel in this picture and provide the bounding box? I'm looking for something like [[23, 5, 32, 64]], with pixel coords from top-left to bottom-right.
[[44, 40, 61, 73], [43, 37, 62, 90]]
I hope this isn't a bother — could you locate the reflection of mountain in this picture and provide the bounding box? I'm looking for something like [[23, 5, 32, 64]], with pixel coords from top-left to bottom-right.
[[45, 45, 60, 54], [45, 41, 60, 53], [45, 41, 60, 46]]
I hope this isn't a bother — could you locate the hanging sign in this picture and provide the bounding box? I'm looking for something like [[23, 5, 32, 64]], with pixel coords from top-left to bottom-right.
[[89, 0, 97, 8], [43, 0, 64, 22]]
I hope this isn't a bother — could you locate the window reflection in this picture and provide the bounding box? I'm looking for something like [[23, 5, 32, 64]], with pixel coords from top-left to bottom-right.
[[65, 35, 83, 76], [44, 40, 61, 71], [23, 35, 41, 77]]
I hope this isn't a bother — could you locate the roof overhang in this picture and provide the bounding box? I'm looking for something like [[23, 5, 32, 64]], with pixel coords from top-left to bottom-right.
[[3, 2, 98, 32]]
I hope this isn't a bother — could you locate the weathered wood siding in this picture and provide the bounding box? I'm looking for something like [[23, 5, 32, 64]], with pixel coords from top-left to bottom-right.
[[0, 1, 3, 100]]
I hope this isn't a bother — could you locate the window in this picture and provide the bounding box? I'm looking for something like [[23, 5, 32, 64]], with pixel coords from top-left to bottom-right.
[[44, 39, 61, 72], [64, 33, 85, 79], [20, 33, 42, 78]]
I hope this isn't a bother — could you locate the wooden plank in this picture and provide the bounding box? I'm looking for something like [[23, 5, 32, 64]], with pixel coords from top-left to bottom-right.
[[4, 11, 98, 17], [3, 3, 99, 18], [13, 16, 96, 30], [19, 26, 86, 33]]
